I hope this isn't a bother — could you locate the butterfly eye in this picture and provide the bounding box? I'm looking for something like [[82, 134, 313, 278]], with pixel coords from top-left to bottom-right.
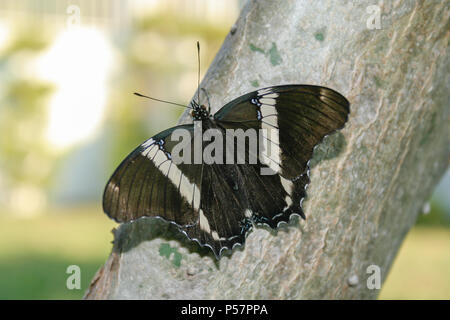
[[200, 105, 207, 110], [190, 110, 194, 117]]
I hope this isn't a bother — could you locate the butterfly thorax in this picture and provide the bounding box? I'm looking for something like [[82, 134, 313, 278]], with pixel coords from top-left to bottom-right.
[[190, 101, 210, 121]]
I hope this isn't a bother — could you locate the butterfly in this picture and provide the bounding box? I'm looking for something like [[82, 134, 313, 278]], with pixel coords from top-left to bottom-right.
[[103, 84, 350, 258]]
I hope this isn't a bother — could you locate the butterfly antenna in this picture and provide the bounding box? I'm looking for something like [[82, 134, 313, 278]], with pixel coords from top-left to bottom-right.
[[134, 92, 192, 109], [197, 41, 201, 105]]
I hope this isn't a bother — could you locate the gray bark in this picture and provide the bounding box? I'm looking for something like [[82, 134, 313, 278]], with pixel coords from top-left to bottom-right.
[[85, 0, 449, 299]]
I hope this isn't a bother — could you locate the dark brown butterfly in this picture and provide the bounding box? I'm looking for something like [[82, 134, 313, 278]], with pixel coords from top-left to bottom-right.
[[103, 84, 350, 258]]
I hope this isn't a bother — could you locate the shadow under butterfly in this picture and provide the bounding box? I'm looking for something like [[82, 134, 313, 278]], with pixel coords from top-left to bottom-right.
[[103, 82, 350, 259]]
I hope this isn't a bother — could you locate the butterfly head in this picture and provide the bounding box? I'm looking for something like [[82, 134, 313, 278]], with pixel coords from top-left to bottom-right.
[[190, 101, 210, 121]]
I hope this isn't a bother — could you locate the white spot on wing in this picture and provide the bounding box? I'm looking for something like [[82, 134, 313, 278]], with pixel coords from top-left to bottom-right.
[[262, 93, 279, 99], [151, 149, 167, 167], [260, 104, 275, 115], [280, 176, 293, 207], [257, 88, 273, 95], [192, 183, 200, 210], [211, 231, 225, 241], [158, 159, 170, 176], [199, 210, 211, 233], [263, 115, 278, 128], [260, 102, 280, 173], [260, 127, 280, 173], [145, 145, 158, 159], [259, 97, 277, 105], [141, 138, 155, 148], [142, 145, 155, 158], [211, 231, 220, 240]]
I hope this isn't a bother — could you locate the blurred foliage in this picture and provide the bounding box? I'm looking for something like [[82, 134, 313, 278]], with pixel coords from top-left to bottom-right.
[[136, 12, 230, 42], [380, 226, 450, 299], [105, 10, 230, 175], [0, 80, 53, 181], [1, 25, 49, 55], [0, 25, 57, 213], [416, 200, 450, 226], [0, 206, 116, 299]]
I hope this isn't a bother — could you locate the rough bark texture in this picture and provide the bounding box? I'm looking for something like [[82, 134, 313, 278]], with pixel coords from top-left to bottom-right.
[[85, 0, 449, 299]]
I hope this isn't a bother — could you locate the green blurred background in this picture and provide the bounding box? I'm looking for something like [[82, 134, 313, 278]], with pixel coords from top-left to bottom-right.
[[0, 0, 448, 300]]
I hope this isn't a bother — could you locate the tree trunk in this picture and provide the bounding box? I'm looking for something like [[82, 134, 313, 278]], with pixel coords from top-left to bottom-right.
[[85, 0, 449, 299]]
